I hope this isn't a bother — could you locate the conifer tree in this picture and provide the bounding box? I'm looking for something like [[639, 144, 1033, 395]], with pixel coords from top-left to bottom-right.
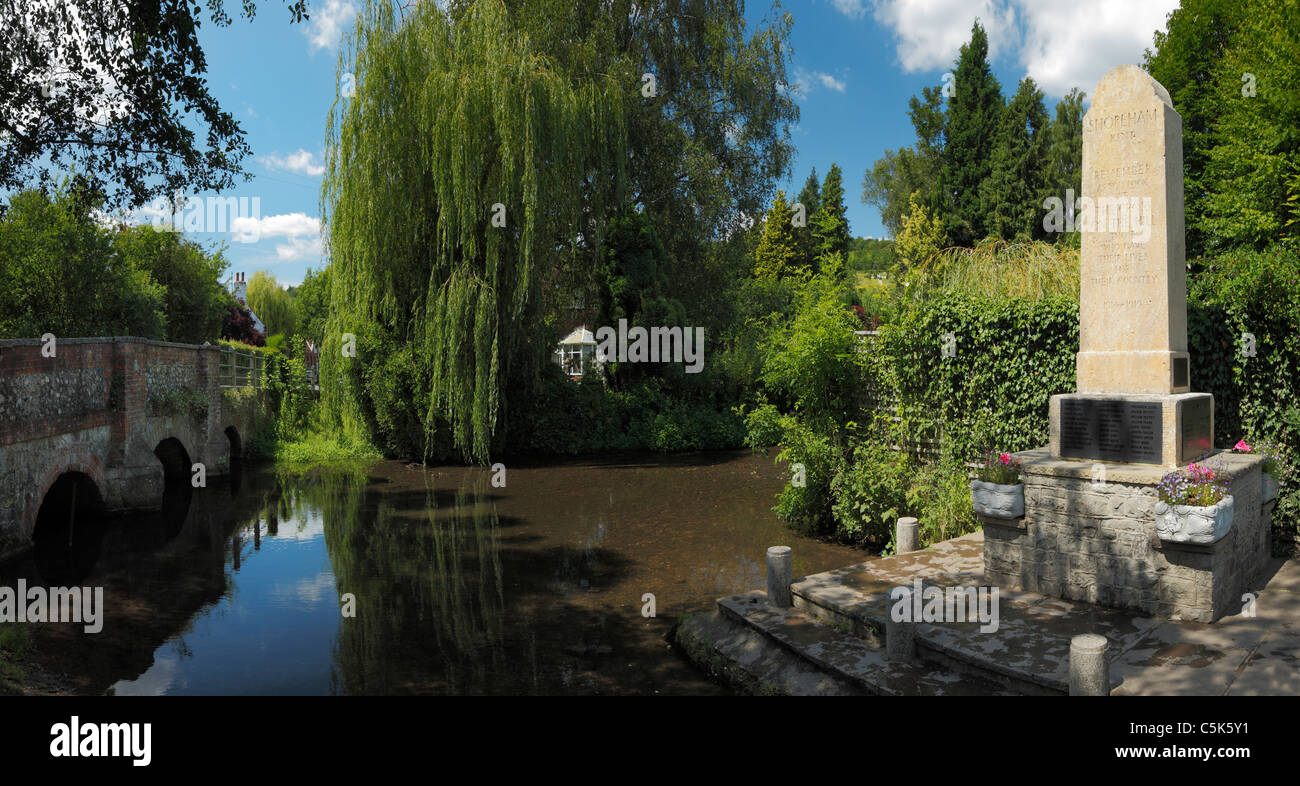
[[754, 190, 801, 278], [940, 21, 1004, 246], [981, 77, 1049, 241], [813, 163, 850, 264], [796, 168, 821, 269]]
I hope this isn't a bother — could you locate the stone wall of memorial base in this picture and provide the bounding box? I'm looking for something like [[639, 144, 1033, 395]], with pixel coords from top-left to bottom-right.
[[982, 448, 1268, 623]]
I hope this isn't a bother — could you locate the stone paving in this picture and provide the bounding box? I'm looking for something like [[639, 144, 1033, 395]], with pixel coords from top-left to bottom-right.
[[785, 531, 1300, 695]]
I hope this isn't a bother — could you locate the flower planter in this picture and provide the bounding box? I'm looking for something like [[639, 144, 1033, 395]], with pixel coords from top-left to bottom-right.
[[971, 479, 1024, 519], [1262, 472, 1279, 504], [1155, 495, 1234, 545]]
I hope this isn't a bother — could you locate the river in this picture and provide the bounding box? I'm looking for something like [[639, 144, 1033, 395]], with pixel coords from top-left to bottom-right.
[[1, 451, 867, 695]]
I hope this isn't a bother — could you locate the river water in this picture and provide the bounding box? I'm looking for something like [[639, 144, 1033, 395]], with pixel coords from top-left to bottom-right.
[[2, 451, 867, 695]]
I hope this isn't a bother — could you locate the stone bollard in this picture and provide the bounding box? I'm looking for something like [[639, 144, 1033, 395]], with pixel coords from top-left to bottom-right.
[[766, 546, 793, 608], [896, 517, 919, 554], [1069, 634, 1110, 696], [886, 585, 916, 661]]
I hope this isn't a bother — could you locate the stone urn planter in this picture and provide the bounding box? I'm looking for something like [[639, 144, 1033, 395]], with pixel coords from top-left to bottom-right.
[[971, 479, 1025, 519], [1262, 472, 1279, 503], [1155, 496, 1234, 545]]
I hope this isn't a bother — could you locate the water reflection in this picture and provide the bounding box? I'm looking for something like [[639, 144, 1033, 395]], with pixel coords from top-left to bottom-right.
[[1, 452, 867, 695]]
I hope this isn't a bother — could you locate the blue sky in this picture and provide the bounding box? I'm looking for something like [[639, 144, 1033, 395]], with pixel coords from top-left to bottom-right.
[[141, 0, 1178, 286]]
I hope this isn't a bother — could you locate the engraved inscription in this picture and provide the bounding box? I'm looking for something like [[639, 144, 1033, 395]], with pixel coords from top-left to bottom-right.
[[1060, 399, 1163, 464]]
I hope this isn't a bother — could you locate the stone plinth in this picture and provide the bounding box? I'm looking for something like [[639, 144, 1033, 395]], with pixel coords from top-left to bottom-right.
[[982, 448, 1268, 623], [1048, 391, 1213, 469]]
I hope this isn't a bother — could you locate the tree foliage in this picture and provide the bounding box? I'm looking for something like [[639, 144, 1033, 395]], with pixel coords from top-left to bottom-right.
[[980, 77, 1049, 242], [0, 185, 229, 342], [812, 162, 850, 265], [247, 270, 297, 341], [114, 224, 230, 343], [322, 0, 629, 463], [1144, 0, 1246, 257], [939, 21, 1004, 246], [0, 0, 309, 210], [753, 190, 800, 279]]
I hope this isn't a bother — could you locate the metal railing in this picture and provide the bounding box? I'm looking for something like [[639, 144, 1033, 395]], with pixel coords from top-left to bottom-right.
[[218, 345, 263, 389]]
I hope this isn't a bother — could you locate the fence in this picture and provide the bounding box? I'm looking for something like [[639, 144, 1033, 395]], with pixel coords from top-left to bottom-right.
[[855, 330, 946, 460], [218, 345, 263, 389]]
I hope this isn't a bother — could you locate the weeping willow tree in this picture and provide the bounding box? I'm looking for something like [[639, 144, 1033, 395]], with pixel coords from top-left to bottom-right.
[[320, 0, 627, 463]]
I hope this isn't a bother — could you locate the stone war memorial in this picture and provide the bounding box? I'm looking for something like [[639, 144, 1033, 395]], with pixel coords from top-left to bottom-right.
[[982, 65, 1270, 623]]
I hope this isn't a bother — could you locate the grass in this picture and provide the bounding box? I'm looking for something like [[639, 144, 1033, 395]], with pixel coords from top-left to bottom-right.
[[921, 238, 1080, 300], [252, 421, 382, 464]]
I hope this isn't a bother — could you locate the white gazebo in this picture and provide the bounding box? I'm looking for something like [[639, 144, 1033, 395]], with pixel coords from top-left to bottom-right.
[[554, 325, 602, 379]]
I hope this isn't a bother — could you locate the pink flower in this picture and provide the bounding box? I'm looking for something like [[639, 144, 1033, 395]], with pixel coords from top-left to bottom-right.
[[999, 452, 1011, 465], [1234, 439, 1253, 452]]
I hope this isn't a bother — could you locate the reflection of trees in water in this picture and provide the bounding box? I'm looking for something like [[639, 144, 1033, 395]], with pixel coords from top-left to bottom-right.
[[686, 554, 763, 605], [291, 469, 519, 695]]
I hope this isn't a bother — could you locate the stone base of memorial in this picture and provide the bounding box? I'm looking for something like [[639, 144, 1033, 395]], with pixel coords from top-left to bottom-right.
[[1262, 472, 1279, 503], [981, 448, 1268, 623], [1048, 392, 1215, 469]]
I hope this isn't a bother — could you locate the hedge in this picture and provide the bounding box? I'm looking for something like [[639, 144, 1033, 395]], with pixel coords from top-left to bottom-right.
[[865, 246, 1300, 538]]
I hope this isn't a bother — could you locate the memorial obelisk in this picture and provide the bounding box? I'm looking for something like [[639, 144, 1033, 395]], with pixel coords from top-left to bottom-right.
[[1048, 64, 1213, 468]]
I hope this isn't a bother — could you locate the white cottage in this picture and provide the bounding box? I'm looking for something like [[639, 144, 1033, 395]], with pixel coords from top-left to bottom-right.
[[554, 325, 603, 379]]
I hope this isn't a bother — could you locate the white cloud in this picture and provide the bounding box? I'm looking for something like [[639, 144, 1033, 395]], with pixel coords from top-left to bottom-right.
[[829, 0, 868, 17], [794, 67, 848, 95], [1014, 0, 1178, 98], [304, 0, 358, 52], [274, 235, 325, 261], [869, 0, 1017, 73], [261, 149, 325, 176], [862, 0, 1179, 97], [230, 212, 322, 260]]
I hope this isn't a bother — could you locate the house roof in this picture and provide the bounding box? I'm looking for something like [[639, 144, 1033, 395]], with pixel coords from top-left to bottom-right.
[[557, 326, 596, 345]]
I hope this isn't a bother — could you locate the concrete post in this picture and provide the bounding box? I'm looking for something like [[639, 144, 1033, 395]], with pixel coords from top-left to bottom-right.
[[886, 585, 916, 661], [1069, 633, 1109, 695], [766, 546, 792, 608], [896, 517, 919, 554]]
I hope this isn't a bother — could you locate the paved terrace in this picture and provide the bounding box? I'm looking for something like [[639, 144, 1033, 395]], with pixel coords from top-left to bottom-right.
[[679, 532, 1300, 695]]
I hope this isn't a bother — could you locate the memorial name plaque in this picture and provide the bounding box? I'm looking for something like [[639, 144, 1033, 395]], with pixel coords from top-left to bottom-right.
[[1059, 399, 1162, 464]]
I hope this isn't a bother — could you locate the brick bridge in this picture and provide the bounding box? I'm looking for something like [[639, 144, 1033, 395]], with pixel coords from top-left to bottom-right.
[[0, 337, 265, 556]]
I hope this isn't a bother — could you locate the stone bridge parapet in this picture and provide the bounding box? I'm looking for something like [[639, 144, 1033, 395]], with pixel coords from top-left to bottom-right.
[[0, 337, 266, 555]]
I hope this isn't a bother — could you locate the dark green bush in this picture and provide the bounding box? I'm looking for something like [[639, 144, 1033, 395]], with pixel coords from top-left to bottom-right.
[[501, 365, 747, 457], [871, 291, 1079, 458]]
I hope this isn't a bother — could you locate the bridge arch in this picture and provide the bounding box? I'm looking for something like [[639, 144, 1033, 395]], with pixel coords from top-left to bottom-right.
[[153, 436, 193, 484], [31, 471, 107, 584], [225, 426, 242, 463], [25, 452, 107, 542]]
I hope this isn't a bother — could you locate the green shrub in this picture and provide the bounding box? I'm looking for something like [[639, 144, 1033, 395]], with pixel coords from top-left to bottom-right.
[[829, 441, 912, 542], [502, 366, 747, 457], [1190, 246, 1300, 536], [871, 291, 1078, 459], [146, 385, 208, 422]]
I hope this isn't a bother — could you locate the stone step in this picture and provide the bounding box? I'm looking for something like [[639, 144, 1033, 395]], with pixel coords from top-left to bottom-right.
[[789, 553, 1300, 695], [716, 591, 1013, 696]]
